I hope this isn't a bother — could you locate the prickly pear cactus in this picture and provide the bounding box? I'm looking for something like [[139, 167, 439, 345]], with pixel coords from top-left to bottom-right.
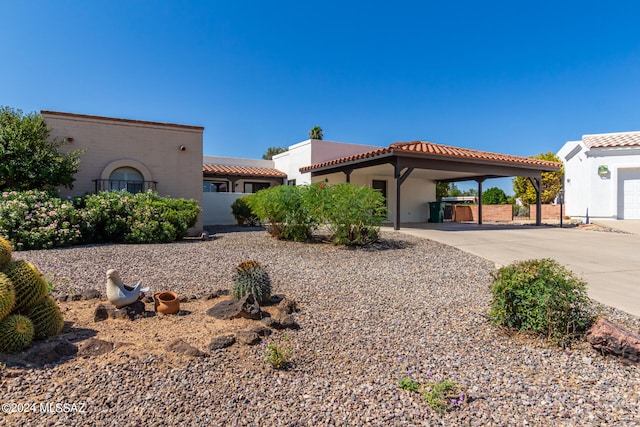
[[3, 260, 48, 313], [0, 272, 16, 322], [0, 314, 34, 353], [26, 296, 64, 340], [0, 237, 12, 271], [231, 260, 272, 304]]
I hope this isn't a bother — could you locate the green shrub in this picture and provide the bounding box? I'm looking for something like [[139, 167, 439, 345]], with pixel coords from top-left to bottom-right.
[[74, 191, 132, 243], [0, 190, 80, 250], [76, 191, 200, 244], [231, 196, 259, 226], [263, 335, 292, 369], [309, 183, 387, 245], [245, 186, 317, 241], [488, 258, 594, 344]]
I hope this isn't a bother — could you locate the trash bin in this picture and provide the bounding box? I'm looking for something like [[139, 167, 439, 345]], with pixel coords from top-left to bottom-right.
[[428, 201, 445, 223]]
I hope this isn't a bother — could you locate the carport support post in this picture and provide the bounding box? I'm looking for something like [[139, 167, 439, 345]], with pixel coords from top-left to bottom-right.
[[476, 179, 485, 225], [393, 163, 414, 230], [528, 175, 543, 226]]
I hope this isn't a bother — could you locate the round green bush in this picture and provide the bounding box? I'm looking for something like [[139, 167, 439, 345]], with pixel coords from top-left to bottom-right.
[[488, 258, 594, 345]]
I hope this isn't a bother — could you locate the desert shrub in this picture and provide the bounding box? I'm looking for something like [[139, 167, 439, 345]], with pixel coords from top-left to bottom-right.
[[488, 258, 594, 345], [76, 191, 200, 244], [0, 190, 80, 250], [307, 183, 387, 245], [231, 196, 259, 226], [74, 191, 133, 243], [245, 186, 316, 241]]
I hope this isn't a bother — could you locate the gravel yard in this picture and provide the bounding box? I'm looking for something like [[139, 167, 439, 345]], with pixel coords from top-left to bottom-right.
[[2, 228, 639, 426]]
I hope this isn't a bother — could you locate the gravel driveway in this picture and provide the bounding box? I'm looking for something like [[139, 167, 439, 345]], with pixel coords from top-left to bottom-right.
[[2, 228, 639, 426]]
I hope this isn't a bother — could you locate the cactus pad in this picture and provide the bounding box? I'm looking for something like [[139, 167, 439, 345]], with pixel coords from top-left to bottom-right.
[[0, 314, 34, 353], [3, 260, 48, 312], [0, 237, 12, 271], [26, 296, 64, 340], [0, 272, 16, 322], [231, 260, 271, 304]]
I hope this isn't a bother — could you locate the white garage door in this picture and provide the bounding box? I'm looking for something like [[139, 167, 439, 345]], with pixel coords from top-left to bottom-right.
[[622, 170, 640, 219]]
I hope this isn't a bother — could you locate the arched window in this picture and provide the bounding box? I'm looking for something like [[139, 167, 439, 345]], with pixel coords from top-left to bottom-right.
[[109, 167, 144, 193]]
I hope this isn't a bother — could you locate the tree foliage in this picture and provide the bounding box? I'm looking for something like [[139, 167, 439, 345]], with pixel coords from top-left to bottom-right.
[[309, 126, 323, 140], [482, 187, 508, 205], [262, 146, 287, 160], [0, 107, 83, 191], [512, 152, 563, 205]]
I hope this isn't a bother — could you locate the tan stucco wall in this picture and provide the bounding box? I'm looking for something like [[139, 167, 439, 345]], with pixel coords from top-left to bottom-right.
[[42, 111, 204, 233]]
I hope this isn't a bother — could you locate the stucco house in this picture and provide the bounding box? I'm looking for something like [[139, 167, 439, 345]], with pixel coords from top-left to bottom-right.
[[42, 110, 561, 231], [558, 131, 640, 221], [43, 111, 205, 232]]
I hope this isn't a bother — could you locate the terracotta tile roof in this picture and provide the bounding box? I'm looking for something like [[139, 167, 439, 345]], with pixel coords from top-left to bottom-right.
[[202, 164, 286, 178], [583, 131, 640, 148], [300, 140, 561, 172]]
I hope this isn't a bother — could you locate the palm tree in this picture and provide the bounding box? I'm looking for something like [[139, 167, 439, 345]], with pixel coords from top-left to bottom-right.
[[309, 126, 323, 140]]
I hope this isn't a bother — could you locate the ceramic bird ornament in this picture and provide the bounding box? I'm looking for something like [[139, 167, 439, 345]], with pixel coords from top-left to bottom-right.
[[106, 269, 150, 308]]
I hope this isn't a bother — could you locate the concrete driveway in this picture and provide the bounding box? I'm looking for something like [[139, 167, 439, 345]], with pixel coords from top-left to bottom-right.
[[385, 222, 640, 317]]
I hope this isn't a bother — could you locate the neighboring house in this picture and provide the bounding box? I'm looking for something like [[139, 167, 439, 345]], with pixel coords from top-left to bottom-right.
[[558, 131, 640, 221], [201, 156, 286, 225], [42, 111, 204, 232]]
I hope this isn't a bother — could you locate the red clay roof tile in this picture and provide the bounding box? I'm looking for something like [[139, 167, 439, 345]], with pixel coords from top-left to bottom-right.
[[202, 164, 286, 178], [300, 141, 561, 172]]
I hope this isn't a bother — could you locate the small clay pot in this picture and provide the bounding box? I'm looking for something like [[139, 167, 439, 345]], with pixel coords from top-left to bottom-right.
[[153, 291, 180, 315]]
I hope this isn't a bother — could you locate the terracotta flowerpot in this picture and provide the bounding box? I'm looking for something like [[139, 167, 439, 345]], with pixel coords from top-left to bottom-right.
[[153, 291, 180, 315]]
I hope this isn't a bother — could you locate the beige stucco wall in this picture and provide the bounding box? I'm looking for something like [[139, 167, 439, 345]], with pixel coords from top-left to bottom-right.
[[42, 111, 204, 233]]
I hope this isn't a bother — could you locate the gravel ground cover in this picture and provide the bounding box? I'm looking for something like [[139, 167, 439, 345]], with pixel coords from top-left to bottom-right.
[[2, 228, 639, 426]]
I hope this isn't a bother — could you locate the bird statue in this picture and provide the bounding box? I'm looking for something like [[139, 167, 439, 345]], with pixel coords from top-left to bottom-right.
[[106, 269, 150, 308]]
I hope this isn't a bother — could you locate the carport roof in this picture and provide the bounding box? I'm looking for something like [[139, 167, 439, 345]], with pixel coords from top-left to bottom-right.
[[300, 141, 561, 173]]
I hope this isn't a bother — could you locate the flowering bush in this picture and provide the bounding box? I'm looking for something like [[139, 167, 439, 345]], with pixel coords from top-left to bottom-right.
[[76, 191, 200, 244], [0, 190, 80, 250], [1, 190, 200, 249]]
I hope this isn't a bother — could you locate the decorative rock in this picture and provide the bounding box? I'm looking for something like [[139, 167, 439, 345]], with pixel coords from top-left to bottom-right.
[[77, 338, 114, 357], [93, 301, 147, 322], [271, 314, 298, 330], [206, 294, 261, 320], [204, 289, 230, 300], [249, 325, 272, 337], [208, 334, 236, 350], [278, 297, 298, 314], [81, 289, 102, 300], [261, 316, 275, 327], [236, 330, 261, 346], [10, 338, 79, 366], [586, 317, 640, 365], [165, 338, 207, 357]]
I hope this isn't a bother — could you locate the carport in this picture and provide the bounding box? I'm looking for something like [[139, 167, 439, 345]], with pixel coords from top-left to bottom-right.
[[300, 141, 562, 230]]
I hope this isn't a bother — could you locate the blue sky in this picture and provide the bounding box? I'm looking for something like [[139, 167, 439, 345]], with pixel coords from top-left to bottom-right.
[[2, 1, 640, 194]]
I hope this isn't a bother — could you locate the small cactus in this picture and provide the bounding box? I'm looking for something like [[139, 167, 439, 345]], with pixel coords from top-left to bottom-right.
[[3, 260, 48, 313], [0, 237, 12, 271], [0, 314, 34, 353], [0, 272, 16, 322], [26, 296, 64, 340], [231, 260, 271, 304]]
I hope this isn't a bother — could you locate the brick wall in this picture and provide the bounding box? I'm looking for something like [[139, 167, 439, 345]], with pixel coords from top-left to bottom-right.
[[454, 205, 512, 222], [530, 204, 561, 220]]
